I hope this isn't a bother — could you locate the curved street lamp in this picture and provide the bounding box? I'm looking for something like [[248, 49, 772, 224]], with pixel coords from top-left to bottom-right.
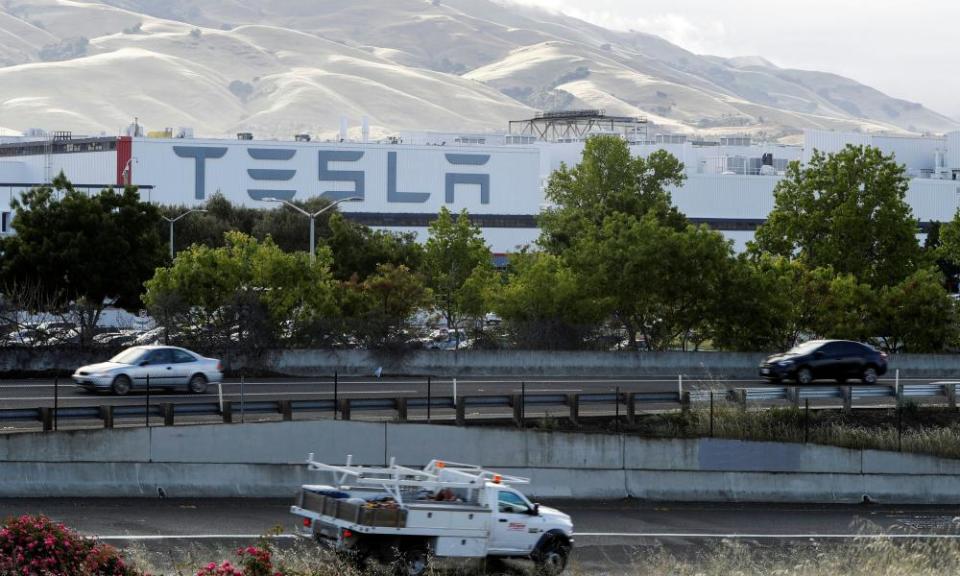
[[161, 209, 207, 260], [261, 197, 362, 262]]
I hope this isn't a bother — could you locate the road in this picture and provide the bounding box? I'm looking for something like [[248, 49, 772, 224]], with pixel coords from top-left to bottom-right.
[[0, 375, 941, 409], [3, 499, 960, 574]]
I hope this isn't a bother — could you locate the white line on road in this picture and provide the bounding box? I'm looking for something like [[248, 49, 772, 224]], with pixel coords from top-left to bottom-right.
[[96, 534, 298, 541], [0, 390, 419, 402], [575, 532, 960, 539], [93, 532, 960, 541]]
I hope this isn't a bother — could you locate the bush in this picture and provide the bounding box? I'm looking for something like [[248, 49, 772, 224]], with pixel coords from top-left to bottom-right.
[[196, 545, 286, 576], [38, 37, 89, 61], [0, 514, 140, 576]]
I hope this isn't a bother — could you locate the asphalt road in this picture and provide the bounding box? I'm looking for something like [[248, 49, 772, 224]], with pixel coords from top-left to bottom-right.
[[0, 375, 942, 409], [3, 499, 960, 574], [3, 498, 958, 540]]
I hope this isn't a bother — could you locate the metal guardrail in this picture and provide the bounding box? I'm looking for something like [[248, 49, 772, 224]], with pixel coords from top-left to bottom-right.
[[731, 383, 960, 410], [3, 384, 959, 432]]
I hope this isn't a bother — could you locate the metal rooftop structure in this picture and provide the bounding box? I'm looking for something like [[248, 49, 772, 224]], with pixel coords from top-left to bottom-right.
[[508, 109, 648, 142]]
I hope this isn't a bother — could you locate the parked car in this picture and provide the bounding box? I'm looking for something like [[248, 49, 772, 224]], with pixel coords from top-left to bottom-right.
[[72, 345, 223, 395], [759, 340, 888, 385]]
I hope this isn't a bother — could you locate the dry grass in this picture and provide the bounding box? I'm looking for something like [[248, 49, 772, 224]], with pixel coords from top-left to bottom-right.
[[121, 537, 960, 576]]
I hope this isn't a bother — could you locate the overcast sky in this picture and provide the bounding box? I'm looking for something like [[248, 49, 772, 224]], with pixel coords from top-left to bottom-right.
[[512, 0, 960, 120]]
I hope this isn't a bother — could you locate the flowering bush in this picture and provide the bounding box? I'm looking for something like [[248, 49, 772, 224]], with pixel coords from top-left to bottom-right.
[[0, 514, 141, 576], [196, 546, 284, 576]]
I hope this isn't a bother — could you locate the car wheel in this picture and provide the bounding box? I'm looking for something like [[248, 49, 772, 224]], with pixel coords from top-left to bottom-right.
[[188, 374, 208, 394], [862, 366, 878, 385], [111, 375, 132, 396], [796, 367, 813, 386]]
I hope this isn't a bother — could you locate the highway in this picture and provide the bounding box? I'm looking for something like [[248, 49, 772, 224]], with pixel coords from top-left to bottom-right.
[[0, 375, 943, 409], [3, 498, 960, 574]]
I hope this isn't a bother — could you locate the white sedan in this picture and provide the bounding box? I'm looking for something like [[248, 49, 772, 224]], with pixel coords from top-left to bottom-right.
[[72, 345, 223, 395]]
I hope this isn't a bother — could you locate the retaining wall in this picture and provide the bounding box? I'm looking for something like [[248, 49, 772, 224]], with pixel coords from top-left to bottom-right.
[[3, 348, 960, 379], [3, 420, 960, 503]]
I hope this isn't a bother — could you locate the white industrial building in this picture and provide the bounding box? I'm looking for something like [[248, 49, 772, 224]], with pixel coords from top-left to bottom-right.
[[2, 114, 960, 255]]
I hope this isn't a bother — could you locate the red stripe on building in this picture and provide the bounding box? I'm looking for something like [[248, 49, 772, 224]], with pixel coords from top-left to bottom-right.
[[116, 136, 133, 186]]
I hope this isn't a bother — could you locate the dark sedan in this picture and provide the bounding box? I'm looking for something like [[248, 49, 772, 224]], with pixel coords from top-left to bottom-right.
[[759, 340, 888, 385]]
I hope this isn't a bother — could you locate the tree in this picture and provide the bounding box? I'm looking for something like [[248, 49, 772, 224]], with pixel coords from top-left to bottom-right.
[[539, 136, 687, 254], [422, 208, 494, 346], [752, 145, 923, 288], [0, 173, 164, 345], [325, 214, 423, 281], [353, 263, 431, 348], [493, 252, 602, 349], [872, 268, 958, 353], [569, 213, 732, 350], [711, 255, 802, 352], [935, 214, 960, 292], [143, 232, 337, 351]]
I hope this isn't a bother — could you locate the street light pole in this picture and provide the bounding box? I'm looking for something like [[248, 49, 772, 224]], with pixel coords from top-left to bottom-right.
[[261, 197, 362, 262], [161, 209, 207, 260]]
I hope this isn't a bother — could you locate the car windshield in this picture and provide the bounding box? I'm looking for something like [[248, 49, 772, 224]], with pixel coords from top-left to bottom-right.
[[787, 341, 823, 355], [109, 347, 147, 365]]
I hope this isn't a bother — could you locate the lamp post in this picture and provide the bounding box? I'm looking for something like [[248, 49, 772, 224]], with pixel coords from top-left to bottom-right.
[[161, 209, 207, 260], [261, 197, 361, 263], [121, 157, 138, 186]]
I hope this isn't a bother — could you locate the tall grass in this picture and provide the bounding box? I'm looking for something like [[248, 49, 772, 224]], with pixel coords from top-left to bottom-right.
[[620, 404, 960, 459], [125, 538, 960, 576]]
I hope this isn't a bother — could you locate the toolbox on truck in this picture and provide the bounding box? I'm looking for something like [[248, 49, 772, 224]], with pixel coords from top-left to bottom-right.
[[300, 490, 407, 528]]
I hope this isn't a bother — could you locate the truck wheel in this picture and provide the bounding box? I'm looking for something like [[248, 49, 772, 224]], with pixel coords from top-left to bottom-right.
[[533, 535, 570, 575], [395, 547, 429, 576]]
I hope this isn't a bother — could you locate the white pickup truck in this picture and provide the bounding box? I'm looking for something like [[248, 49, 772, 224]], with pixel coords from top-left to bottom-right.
[[290, 455, 574, 575]]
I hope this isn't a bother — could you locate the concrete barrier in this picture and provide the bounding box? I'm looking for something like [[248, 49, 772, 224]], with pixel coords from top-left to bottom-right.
[[3, 420, 960, 503], [5, 348, 960, 379]]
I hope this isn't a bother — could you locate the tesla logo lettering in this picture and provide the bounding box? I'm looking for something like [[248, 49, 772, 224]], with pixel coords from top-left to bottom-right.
[[318, 151, 365, 202], [445, 154, 490, 204], [247, 148, 297, 201], [174, 146, 228, 200], [171, 147, 494, 204]]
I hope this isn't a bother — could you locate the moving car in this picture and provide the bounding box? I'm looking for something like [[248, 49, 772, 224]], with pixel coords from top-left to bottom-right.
[[72, 345, 222, 395], [759, 340, 888, 385]]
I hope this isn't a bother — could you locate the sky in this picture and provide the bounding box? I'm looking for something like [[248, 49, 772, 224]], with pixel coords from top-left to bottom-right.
[[512, 0, 960, 120]]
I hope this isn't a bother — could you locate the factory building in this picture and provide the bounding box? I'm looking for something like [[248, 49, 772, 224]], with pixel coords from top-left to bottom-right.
[[2, 112, 959, 253]]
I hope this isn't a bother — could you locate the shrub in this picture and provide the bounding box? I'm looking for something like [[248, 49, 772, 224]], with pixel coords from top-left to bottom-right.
[[196, 545, 286, 576], [0, 514, 140, 576]]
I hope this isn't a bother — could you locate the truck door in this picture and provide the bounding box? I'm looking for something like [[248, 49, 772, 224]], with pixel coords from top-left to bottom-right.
[[489, 490, 543, 554]]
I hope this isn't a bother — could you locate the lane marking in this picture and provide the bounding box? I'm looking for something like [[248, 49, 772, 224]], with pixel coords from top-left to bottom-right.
[[0, 390, 420, 403], [96, 534, 297, 541], [92, 532, 960, 541], [574, 532, 960, 539]]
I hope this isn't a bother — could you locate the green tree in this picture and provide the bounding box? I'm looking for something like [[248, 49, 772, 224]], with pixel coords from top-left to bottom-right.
[[752, 145, 923, 287], [143, 232, 337, 350], [0, 173, 164, 345], [872, 268, 958, 353], [422, 208, 494, 346], [493, 252, 603, 349], [325, 214, 424, 281], [811, 273, 876, 342], [351, 263, 431, 348], [539, 135, 687, 254], [569, 213, 732, 350], [923, 220, 960, 293], [711, 256, 801, 352], [159, 192, 260, 254]]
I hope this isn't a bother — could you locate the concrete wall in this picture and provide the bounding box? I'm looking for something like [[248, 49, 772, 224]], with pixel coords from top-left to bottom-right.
[[4, 348, 960, 379], [3, 420, 960, 503]]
